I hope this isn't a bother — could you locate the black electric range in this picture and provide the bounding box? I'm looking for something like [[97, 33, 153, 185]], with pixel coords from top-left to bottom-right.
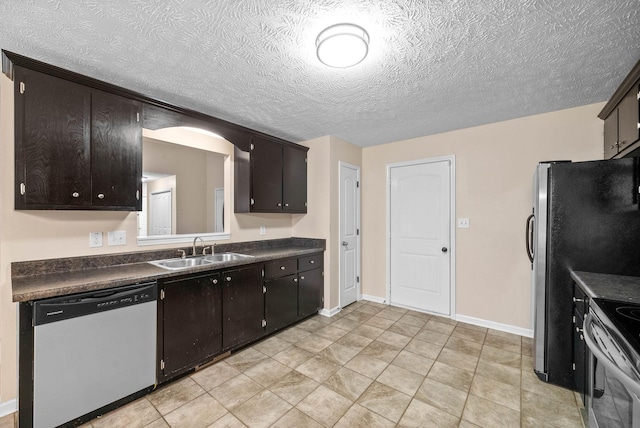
[[592, 298, 640, 368]]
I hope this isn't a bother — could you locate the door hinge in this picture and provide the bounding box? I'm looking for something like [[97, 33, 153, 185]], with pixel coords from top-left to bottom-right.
[[357, 276, 360, 283], [263, 285, 267, 294], [250, 143, 255, 151], [160, 289, 165, 300], [250, 198, 255, 206], [136, 190, 140, 200], [572, 362, 575, 371], [136, 112, 140, 122], [261, 319, 267, 328], [357, 229, 360, 235], [20, 182, 26, 196], [305, 157, 308, 163], [19, 81, 25, 94], [161, 359, 165, 370], [357, 181, 360, 188], [304, 201, 308, 207], [261, 269, 265, 278], [637, 90, 640, 100]]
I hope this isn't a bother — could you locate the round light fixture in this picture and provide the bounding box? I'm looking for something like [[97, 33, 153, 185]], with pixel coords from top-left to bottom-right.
[[316, 23, 369, 68]]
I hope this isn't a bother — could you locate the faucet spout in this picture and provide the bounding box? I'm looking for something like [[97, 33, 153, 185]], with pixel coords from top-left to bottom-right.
[[192, 236, 204, 256]]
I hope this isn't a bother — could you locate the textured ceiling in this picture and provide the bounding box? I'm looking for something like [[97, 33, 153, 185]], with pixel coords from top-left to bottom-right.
[[1, 0, 639, 147]]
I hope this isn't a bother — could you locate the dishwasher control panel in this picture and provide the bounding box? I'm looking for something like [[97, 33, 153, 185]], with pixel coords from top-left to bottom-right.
[[34, 282, 157, 325]]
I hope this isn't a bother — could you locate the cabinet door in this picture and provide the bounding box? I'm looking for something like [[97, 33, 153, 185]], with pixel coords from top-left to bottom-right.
[[161, 273, 222, 379], [15, 67, 91, 208], [265, 274, 298, 333], [251, 137, 283, 211], [603, 109, 619, 159], [91, 90, 142, 209], [298, 267, 323, 318], [572, 307, 586, 404], [283, 146, 307, 213], [617, 85, 640, 154], [222, 265, 265, 349]]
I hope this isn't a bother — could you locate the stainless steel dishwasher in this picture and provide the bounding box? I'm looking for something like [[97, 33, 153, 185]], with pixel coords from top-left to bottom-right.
[[32, 282, 157, 428]]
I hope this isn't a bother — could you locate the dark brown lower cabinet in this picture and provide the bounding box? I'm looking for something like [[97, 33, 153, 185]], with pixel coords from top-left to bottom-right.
[[159, 272, 222, 380], [298, 267, 323, 318], [265, 274, 299, 333], [222, 265, 265, 349]]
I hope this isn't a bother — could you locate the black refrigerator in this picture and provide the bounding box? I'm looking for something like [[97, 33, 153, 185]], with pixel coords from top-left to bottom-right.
[[527, 157, 640, 389]]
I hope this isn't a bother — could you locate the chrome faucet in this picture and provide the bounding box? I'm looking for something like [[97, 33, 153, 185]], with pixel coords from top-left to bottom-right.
[[192, 236, 204, 256]]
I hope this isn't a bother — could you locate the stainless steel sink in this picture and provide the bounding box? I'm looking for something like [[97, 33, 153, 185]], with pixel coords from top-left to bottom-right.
[[202, 253, 254, 262], [149, 253, 253, 270], [148, 257, 215, 270]]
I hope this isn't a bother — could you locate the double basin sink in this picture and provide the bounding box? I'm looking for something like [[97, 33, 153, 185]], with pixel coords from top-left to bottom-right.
[[149, 253, 254, 271]]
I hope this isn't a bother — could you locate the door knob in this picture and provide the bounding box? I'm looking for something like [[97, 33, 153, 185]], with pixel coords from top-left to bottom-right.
[[342, 241, 348, 246], [441, 247, 448, 253]]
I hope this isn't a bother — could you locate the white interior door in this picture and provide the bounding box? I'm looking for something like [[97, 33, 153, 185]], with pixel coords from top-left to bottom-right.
[[340, 162, 360, 308], [149, 190, 172, 236], [389, 159, 452, 315]]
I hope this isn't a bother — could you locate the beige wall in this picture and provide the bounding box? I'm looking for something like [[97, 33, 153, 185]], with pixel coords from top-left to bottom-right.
[[292, 136, 363, 311], [361, 103, 605, 331], [0, 75, 295, 405]]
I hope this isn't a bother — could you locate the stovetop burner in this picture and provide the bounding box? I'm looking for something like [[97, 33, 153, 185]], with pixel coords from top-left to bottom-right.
[[616, 306, 640, 322]]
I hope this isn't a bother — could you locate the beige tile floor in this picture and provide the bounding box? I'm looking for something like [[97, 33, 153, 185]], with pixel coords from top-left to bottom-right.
[[0, 300, 585, 428]]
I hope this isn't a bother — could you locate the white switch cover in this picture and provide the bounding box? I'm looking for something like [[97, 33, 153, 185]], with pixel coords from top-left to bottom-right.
[[89, 232, 103, 248], [260, 226, 266, 236], [458, 218, 470, 229], [108, 230, 126, 246]]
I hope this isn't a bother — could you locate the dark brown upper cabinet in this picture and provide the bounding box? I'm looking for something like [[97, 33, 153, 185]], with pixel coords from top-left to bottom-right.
[[600, 58, 640, 159], [14, 67, 142, 210], [235, 136, 308, 213]]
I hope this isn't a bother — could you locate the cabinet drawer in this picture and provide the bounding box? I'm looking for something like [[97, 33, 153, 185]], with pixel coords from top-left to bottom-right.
[[264, 258, 297, 279], [298, 253, 322, 272]]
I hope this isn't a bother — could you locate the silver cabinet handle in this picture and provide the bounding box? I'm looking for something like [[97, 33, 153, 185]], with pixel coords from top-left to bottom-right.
[[226, 276, 232, 282], [285, 203, 289, 207], [573, 297, 584, 303], [72, 192, 80, 198], [293, 278, 298, 283], [97, 193, 105, 199], [300, 276, 305, 280], [277, 203, 282, 207], [211, 278, 218, 285], [309, 260, 315, 264], [584, 313, 640, 397], [280, 266, 286, 270]]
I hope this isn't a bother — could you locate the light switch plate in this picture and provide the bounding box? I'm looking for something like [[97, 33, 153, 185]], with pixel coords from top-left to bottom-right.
[[89, 232, 103, 248], [108, 230, 126, 246], [458, 218, 470, 228]]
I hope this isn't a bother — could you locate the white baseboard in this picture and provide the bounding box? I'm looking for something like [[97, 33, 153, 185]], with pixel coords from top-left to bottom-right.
[[318, 306, 341, 317], [360, 294, 387, 304], [455, 314, 533, 338], [0, 399, 17, 418]]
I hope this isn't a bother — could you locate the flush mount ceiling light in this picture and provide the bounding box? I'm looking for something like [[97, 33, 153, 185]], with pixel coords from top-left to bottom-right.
[[316, 23, 369, 68]]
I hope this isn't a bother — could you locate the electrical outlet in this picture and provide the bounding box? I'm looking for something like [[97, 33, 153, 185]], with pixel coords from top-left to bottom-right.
[[89, 232, 103, 248], [458, 218, 470, 229], [108, 230, 126, 246], [260, 226, 266, 236]]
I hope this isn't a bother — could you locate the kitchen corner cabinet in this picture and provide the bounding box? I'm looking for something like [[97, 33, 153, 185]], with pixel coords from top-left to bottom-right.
[[234, 136, 308, 213], [600, 58, 640, 159], [298, 254, 324, 318], [14, 66, 142, 210], [222, 264, 265, 349], [158, 272, 222, 381]]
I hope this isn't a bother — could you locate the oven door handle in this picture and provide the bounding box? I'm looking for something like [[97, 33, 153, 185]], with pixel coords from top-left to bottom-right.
[[584, 313, 640, 398]]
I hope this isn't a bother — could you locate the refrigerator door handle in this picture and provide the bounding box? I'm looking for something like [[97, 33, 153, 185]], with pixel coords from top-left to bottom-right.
[[526, 213, 535, 263]]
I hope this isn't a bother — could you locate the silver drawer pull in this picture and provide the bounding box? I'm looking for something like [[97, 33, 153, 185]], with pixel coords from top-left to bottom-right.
[[309, 260, 315, 264], [72, 192, 80, 198], [97, 193, 105, 199], [211, 279, 218, 285], [280, 266, 286, 270], [293, 278, 298, 283], [226, 276, 232, 282], [300, 276, 305, 280]]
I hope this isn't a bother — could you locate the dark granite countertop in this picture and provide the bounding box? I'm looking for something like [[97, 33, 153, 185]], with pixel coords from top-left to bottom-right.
[[12, 238, 325, 302], [571, 271, 640, 305]]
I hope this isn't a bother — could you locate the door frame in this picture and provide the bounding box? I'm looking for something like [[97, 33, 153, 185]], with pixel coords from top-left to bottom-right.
[[339, 161, 362, 309], [385, 155, 456, 318]]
